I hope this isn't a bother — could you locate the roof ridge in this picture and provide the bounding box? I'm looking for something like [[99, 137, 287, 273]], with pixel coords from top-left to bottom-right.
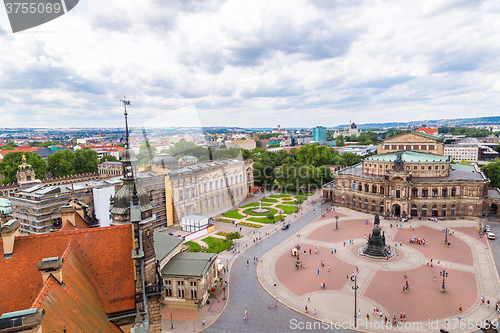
[[31, 274, 57, 309], [61, 243, 72, 260], [18, 224, 132, 241]]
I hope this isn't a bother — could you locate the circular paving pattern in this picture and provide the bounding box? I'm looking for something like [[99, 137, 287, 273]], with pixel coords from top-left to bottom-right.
[[258, 208, 500, 332]]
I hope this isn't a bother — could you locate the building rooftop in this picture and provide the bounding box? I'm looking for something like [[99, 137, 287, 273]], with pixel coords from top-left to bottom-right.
[[161, 252, 218, 278], [0, 224, 135, 315], [365, 151, 449, 163], [153, 232, 183, 263], [168, 159, 244, 177], [337, 162, 486, 181]]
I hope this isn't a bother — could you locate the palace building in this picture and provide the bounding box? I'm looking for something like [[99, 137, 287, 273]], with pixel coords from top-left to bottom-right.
[[324, 132, 500, 219]]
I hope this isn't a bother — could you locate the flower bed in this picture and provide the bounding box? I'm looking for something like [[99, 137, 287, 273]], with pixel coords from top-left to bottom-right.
[[216, 231, 242, 239], [218, 218, 234, 224], [282, 197, 293, 201], [238, 221, 262, 228]]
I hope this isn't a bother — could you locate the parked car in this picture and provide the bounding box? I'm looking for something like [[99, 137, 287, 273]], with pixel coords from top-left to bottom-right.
[[282, 223, 290, 230], [487, 232, 495, 240], [484, 225, 491, 233]]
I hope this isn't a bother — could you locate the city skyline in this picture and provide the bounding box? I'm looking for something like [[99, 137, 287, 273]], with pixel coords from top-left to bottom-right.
[[1, 0, 499, 128]]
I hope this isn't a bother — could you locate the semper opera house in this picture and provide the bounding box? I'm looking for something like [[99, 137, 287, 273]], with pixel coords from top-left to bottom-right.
[[323, 132, 500, 219]]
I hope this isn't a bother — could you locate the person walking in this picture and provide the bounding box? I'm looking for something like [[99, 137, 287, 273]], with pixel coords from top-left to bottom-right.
[[244, 309, 248, 320], [317, 268, 320, 275], [305, 305, 309, 313], [404, 272, 407, 279]]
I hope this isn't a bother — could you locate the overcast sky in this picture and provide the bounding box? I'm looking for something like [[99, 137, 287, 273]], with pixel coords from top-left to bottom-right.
[[0, 0, 499, 129]]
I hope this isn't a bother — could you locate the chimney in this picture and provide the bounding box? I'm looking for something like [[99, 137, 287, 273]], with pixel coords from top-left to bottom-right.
[[38, 257, 64, 284], [0, 219, 20, 259], [60, 205, 76, 227]]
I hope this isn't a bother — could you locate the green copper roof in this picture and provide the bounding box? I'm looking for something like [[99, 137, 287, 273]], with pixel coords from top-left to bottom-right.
[[161, 252, 218, 278], [365, 151, 449, 163]]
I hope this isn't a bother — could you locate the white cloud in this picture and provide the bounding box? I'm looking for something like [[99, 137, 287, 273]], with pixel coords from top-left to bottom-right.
[[0, 0, 499, 128]]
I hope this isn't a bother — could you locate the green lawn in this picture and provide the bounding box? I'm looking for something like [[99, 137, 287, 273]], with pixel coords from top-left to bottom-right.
[[280, 200, 299, 205], [294, 196, 308, 201], [202, 236, 233, 253], [247, 217, 275, 224], [243, 207, 278, 216], [186, 241, 201, 252], [261, 198, 279, 203], [276, 204, 299, 215], [241, 202, 272, 208], [269, 194, 290, 198], [223, 209, 244, 219]]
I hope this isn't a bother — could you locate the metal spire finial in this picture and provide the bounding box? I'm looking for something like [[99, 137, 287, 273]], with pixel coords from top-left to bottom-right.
[[120, 96, 131, 148]]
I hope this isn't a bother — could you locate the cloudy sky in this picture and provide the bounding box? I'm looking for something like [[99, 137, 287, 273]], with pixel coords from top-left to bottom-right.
[[0, 0, 499, 129]]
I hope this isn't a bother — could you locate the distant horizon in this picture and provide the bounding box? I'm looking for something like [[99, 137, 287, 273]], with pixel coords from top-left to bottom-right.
[[0, 115, 500, 132]]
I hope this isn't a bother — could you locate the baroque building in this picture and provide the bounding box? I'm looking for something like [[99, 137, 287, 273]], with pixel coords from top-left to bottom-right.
[[324, 132, 500, 219]]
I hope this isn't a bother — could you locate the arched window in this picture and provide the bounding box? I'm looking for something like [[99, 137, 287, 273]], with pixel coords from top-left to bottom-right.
[[442, 188, 447, 197], [451, 187, 456, 196], [372, 185, 377, 193], [421, 205, 427, 218], [210, 182, 213, 191], [179, 190, 183, 201], [411, 188, 418, 197], [240, 174, 243, 183], [204, 199, 208, 208], [432, 188, 438, 197], [411, 204, 418, 217], [422, 188, 428, 197], [203, 183, 207, 193], [210, 197, 214, 207], [442, 205, 447, 217], [372, 200, 376, 212]]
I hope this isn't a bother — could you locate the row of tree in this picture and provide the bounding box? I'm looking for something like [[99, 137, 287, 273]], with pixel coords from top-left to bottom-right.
[[246, 144, 364, 190], [0, 149, 100, 184]]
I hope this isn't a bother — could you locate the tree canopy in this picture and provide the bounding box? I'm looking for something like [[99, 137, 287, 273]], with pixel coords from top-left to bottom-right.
[[0, 152, 47, 184], [482, 160, 500, 188]]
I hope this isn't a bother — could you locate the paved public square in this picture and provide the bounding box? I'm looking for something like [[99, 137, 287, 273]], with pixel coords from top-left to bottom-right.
[[258, 207, 500, 332]]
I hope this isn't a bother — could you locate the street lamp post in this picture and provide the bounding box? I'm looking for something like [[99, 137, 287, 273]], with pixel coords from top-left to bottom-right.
[[445, 228, 448, 244], [352, 275, 359, 328], [440, 270, 448, 293], [170, 312, 173, 329], [335, 215, 339, 229]]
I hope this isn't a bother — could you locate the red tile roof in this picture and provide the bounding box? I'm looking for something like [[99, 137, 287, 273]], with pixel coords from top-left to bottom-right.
[[59, 220, 76, 232], [416, 126, 438, 135], [33, 250, 123, 332], [0, 225, 135, 315], [74, 213, 91, 230]]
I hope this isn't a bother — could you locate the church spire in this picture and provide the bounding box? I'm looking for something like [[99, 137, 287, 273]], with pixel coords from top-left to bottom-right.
[[119, 97, 136, 181]]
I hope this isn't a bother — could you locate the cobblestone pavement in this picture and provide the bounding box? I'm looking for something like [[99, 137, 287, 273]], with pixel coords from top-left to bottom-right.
[[206, 197, 353, 333]]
